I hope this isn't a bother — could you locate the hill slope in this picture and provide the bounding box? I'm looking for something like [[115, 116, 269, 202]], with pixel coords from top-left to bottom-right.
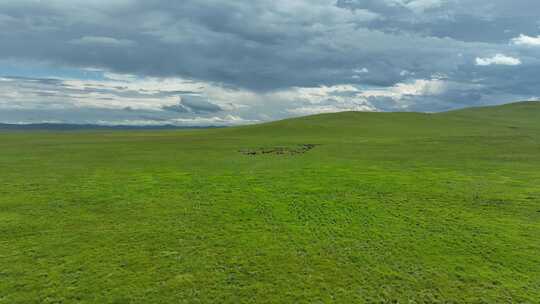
[[1, 101, 539, 303]]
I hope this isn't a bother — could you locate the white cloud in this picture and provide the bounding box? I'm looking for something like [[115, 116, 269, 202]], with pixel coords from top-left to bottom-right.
[[394, 78, 447, 95], [70, 36, 135, 47], [360, 78, 447, 99], [511, 34, 540, 47], [354, 68, 369, 74], [284, 77, 448, 115], [287, 103, 375, 115], [404, 0, 444, 13], [94, 115, 258, 127], [475, 54, 522, 66], [0, 74, 206, 111], [103, 72, 138, 82], [400, 70, 414, 77], [0, 72, 381, 124]]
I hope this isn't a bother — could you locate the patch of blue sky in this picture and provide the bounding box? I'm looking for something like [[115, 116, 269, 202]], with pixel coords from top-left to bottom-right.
[[0, 59, 106, 81]]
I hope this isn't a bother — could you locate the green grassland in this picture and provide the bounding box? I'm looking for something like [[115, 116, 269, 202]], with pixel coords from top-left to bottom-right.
[[1, 101, 540, 303]]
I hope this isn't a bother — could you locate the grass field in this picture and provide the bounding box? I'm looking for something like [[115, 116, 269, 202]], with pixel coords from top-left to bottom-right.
[[1, 101, 540, 303]]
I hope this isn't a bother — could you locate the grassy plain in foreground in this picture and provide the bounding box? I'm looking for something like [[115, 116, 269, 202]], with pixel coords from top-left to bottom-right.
[[1, 101, 540, 303]]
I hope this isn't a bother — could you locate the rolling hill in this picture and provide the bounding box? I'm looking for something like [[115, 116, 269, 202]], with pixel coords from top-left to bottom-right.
[[1, 101, 539, 303]]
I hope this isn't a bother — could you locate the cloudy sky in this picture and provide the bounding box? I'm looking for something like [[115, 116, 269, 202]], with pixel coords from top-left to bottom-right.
[[1, 0, 539, 126]]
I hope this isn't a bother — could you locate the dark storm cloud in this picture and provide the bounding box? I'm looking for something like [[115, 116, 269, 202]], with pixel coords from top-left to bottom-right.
[[0, 0, 539, 119], [338, 0, 540, 43], [0, 0, 480, 90]]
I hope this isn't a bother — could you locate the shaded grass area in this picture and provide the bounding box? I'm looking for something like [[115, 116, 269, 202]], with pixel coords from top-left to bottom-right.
[[1, 101, 540, 303]]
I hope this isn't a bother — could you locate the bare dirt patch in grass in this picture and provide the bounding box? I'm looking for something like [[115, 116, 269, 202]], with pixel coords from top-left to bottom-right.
[[239, 144, 318, 156]]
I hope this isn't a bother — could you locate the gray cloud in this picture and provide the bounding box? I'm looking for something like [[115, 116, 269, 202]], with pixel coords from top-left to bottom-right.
[[0, 0, 495, 89], [338, 0, 540, 42]]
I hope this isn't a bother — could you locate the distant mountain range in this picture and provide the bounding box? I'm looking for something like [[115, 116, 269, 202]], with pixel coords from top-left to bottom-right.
[[0, 123, 224, 130]]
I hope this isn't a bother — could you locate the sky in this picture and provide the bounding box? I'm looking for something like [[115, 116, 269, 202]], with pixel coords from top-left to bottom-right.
[[1, 0, 539, 126]]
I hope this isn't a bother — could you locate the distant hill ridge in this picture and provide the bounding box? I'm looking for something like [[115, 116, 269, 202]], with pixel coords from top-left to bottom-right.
[[1, 100, 538, 130]]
